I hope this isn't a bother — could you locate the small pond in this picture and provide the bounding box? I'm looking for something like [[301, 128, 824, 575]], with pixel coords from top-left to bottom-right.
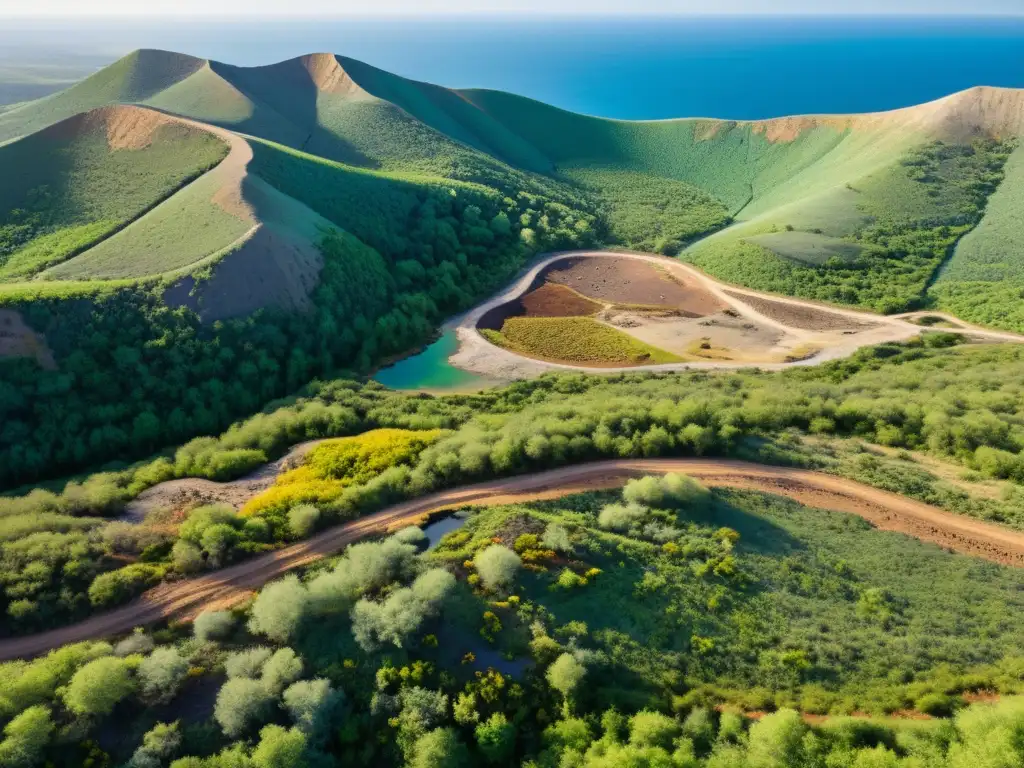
[[374, 331, 496, 392], [423, 511, 471, 551]]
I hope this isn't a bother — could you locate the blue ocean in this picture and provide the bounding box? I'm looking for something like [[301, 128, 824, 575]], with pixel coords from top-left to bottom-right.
[[4, 15, 1024, 119]]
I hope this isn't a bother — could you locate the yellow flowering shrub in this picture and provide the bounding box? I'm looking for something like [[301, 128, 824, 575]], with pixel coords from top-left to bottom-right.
[[240, 428, 444, 517]]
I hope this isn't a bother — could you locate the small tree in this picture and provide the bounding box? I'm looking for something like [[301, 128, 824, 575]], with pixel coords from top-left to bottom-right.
[[629, 710, 680, 750], [128, 721, 181, 768], [225, 647, 274, 679], [138, 648, 189, 704], [409, 728, 470, 768], [475, 712, 516, 765], [0, 705, 54, 768], [546, 653, 586, 717], [63, 656, 136, 717], [251, 725, 307, 768], [193, 610, 236, 643], [745, 709, 807, 768], [261, 648, 303, 694], [248, 575, 310, 643], [287, 505, 320, 539], [214, 678, 274, 738], [474, 545, 521, 592], [283, 679, 342, 739]]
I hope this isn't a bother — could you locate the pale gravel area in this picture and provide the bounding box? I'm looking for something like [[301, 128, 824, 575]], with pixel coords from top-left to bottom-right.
[[447, 250, 949, 380]]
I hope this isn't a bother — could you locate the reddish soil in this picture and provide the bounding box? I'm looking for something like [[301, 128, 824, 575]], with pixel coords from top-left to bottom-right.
[[545, 256, 725, 316], [519, 283, 603, 317], [724, 290, 875, 332], [5, 458, 1024, 661]]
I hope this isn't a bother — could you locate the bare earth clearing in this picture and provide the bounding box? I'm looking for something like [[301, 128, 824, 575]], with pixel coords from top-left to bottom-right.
[[450, 251, 1024, 379], [5, 458, 1024, 661]]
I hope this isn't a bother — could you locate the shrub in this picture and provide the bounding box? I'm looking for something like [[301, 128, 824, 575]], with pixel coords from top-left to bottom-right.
[[597, 502, 648, 532], [63, 656, 136, 716], [622, 473, 710, 511], [128, 721, 181, 768], [0, 705, 54, 768], [88, 564, 163, 608], [541, 523, 573, 553], [114, 631, 154, 657], [351, 569, 456, 651], [283, 679, 342, 738], [224, 647, 274, 680], [916, 692, 956, 717], [138, 648, 189, 704], [171, 541, 204, 574], [251, 725, 308, 768], [193, 610, 236, 643], [475, 712, 516, 765], [307, 538, 419, 614], [474, 545, 521, 591], [409, 727, 471, 768], [745, 709, 807, 768], [392, 526, 428, 547], [260, 648, 303, 695], [629, 710, 680, 750], [248, 575, 310, 643], [287, 504, 320, 538], [214, 678, 275, 738], [547, 653, 586, 714]]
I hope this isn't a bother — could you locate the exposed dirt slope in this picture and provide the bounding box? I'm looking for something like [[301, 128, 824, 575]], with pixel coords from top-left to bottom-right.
[[4, 458, 1024, 661]]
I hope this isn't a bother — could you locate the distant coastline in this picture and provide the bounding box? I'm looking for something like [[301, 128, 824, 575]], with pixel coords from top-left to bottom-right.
[[2, 15, 1024, 118]]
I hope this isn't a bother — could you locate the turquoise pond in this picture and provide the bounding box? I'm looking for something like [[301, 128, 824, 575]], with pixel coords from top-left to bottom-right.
[[373, 331, 495, 393]]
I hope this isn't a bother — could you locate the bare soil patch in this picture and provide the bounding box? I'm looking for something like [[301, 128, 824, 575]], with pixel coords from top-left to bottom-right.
[[124, 440, 321, 521], [0, 309, 56, 369], [724, 290, 876, 331], [520, 282, 603, 317], [546, 255, 725, 315]]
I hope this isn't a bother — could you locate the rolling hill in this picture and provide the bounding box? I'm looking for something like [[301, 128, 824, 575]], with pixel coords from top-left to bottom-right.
[[1, 48, 1023, 487]]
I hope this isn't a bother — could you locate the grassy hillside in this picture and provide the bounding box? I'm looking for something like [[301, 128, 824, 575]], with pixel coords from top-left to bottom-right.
[[930, 140, 1024, 330], [684, 138, 1013, 312], [0, 107, 228, 280]]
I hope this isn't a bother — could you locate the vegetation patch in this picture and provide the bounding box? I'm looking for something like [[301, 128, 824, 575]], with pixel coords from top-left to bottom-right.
[[0, 109, 228, 280], [241, 428, 444, 519], [483, 316, 683, 366], [685, 139, 1014, 313]]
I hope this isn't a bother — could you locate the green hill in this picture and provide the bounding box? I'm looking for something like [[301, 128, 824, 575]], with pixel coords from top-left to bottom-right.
[[2, 48, 1024, 487]]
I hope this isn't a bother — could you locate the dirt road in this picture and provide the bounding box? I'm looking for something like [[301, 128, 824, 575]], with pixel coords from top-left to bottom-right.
[[448, 250, 1024, 379], [4, 458, 1024, 661]]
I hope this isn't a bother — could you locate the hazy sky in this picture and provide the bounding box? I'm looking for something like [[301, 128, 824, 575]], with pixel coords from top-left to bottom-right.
[[4, 0, 1023, 16]]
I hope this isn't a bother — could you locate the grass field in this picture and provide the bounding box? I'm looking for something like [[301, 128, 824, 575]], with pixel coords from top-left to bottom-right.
[[483, 316, 683, 365]]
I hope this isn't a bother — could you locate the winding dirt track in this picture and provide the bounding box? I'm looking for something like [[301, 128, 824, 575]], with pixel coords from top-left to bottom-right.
[[448, 250, 1024, 379], [4, 459, 1024, 661]]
